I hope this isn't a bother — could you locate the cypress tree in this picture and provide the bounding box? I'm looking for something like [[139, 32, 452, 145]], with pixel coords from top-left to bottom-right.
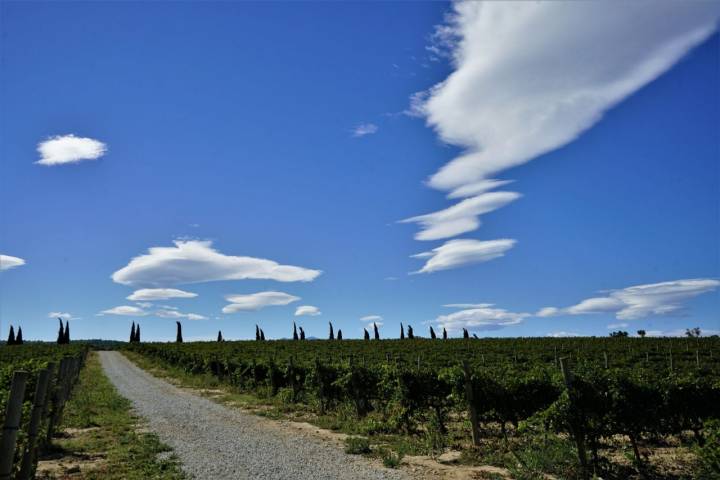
[[400, 323, 405, 339], [299, 327, 305, 340], [293, 322, 298, 341], [430, 326, 436, 339], [473, 333, 479, 339], [407, 325, 414, 339], [260, 329, 265, 341], [328, 322, 334, 340], [7, 325, 15, 346], [217, 330, 223, 342], [364, 328, 370, 340], [463, 328, 469, 339], [255, 325, 260, 341], [15, 327, 23, 345], [63, 322, 70, 344], [130, 322, 136, 342], [57, 318, 65, 344], [373, 323, 379, 340], [443, 327, 447, 340], [176, 321, 183, 343], [136, 324, 141, 343], [337, 329, 343, 340]]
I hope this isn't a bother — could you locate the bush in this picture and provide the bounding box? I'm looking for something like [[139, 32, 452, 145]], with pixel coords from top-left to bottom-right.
[[380, 448, 404, 468], [695, 419, 720, 479], [344, 436, 371, 455]]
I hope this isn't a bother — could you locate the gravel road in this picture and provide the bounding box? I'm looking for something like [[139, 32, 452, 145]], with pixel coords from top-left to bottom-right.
[[99, 351, 408, 480]]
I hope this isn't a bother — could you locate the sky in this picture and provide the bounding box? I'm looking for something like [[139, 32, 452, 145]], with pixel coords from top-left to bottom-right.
[[1, 1, 719, 342]]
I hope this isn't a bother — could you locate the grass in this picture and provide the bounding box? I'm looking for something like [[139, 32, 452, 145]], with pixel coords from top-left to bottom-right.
[[38, 352, 186, 480], [344, 436, 371, 454]]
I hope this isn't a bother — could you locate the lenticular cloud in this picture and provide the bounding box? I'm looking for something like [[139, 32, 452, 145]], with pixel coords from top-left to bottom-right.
[[111, 240, 321, 287], [420, 2, 720, 191]]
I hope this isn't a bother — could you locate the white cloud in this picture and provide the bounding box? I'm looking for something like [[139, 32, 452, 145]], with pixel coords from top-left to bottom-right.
[[127, 288, 198, 301], [223, 291, 300, 313], [48, 312, 75, 320], [412, 238, 515, 273], [539, 279, 720, 320], [645, 328, 720, 337], [404, 2, 720, 252], [443, 303, 493, 309], [360, 315, 383, 322], [435, 304, 528, 333], [36, 134, 107, 166], [155, 309, 207, 321], [352, 123, 379, 137], [607, 323, 629, 329], [112, 240, 321, 287], [295, 305, 321, 316], [0, 254, 25, 271], [547, 331, 583, 338], [135, 302, 154, 308], [417, 2, 720, 192], [401, 191, 521, 241], [100, 305, 148, 316]]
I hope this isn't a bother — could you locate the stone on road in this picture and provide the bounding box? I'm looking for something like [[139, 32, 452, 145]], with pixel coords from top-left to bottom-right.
[[98, 351, 407, 480]]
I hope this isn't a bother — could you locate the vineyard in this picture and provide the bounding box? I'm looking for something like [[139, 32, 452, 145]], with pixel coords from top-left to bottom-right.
[[0, 344, 87, 479], [127, 336, 720, 479]]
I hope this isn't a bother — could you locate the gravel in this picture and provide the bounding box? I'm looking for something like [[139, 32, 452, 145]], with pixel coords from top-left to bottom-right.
[[99, 351, 408, 480]]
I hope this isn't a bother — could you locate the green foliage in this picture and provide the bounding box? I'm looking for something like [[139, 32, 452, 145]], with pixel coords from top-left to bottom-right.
[[344, 436, 371, 454], [379, 447, 404, 468], [695, 418, 720, 479]]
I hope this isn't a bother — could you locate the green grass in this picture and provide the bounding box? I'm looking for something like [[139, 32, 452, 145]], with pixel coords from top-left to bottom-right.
[[41, 352, 186, 480]]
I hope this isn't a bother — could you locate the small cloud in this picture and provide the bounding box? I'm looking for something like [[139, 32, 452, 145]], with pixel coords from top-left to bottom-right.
[[155, 309, 206, 321], [607, 323, 629, 329], [223, 291, 300, 313], [435, 305, 527, 333], [411, 238, 516, 274], [127, 288, 198, 301], [0, 254, 26, 271], [36, 134, 107, 166], [48, 312, 75, 320], [295, 305, 321, 316], [547, 331, 583, 338], [100, 305, 148, 316], [360, 315, 383, 322], [352, 123, 379, 138]]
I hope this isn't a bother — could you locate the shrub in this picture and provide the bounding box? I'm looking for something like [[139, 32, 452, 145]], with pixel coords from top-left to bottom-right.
[[380, 448, 404, 468], [344, 436, 371, 455], [695, 418, 720, 479]]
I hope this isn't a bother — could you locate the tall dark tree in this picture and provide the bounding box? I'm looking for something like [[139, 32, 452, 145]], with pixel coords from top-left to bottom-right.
[[443, 327, 447, 339], [63, 322, 70, 344], [293, 322, 299, 341], [217, 330, 223, 342], [364, 328, 370, 340], [328, 322, 334, 340], [400, 323, 405, 340], [429, 326, 436, 339], [637, 330, 646, 338], [463, 328, 469, 339], [255, 325, 261, 341], [130, 322, 136, 342], [260, 329, 266, 341], [15, 327, 23, 345], [135, 324, 141, 343], [57, 318, 65, 344], [407, 325, 414, 339], [373, 323, 380, 340], [473, 334, 479, 339], [337, 330, 343, 340], [7, 325, 15, 346], [176, 321, 183, 343], [299, 327, 305, 340]]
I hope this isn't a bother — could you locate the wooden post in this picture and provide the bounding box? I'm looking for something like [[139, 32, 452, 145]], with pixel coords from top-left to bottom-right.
[[17, 368, 52, 480], [696, 349, 700, 368], [461, 361, 481, 447], [0, 371, 29, 480], [559, 358, 589, 480], [603, 352, 608, 369], [416, 356, 421, 371], [669, 348, 674, 373], [46, 358, 70, 444]]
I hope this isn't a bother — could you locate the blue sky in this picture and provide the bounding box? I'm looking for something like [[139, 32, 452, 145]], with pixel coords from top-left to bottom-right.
[[1, 2, 718, 341]]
